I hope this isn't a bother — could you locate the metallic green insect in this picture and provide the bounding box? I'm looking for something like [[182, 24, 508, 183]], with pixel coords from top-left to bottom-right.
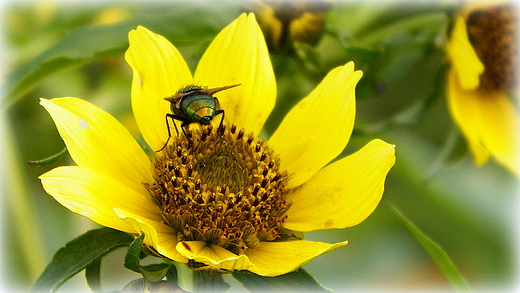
[[157, 84, 240, 151]]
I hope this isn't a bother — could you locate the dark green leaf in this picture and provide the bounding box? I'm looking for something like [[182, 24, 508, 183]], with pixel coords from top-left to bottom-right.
[[232, 269, 330, 292], [387, 200, 471, 292], [124, 234, 170, 283], [32, 227, 133, 293], [124, 233, 145, 274], [85, 259, 102, 293], [141, 264, 171, 283], [193, 271, 230, 293], [164, 264, 178, 284], [27, 147, 68, 167]]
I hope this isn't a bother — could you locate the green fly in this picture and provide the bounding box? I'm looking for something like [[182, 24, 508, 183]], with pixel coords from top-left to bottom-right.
[[157, 84, 240, 152]]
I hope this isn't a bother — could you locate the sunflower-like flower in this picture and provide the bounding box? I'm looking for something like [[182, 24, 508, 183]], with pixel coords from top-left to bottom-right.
[[244, 0, 333, 51], [39, 13, 395, 276], [445, 2, 519, 174]]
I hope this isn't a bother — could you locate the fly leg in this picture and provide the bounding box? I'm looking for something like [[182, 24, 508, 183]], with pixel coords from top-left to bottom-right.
[[156, 114, 186, 152]]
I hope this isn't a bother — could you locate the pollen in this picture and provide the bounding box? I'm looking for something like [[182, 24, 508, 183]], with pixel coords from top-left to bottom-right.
[[144, 124, 295, 261], [466, 4, 518, 91]]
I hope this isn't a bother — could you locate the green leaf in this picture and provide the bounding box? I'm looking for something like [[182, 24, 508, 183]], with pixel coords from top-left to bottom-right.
[[4, 20, 142, 108], [31, 227, 133, 293], [121, 278, 188, 293], [124, 233, 145, 274], [3, 3, 240, 110], [164, 264, 178, 284], [141, 264, 171, 283], [27, 147, 68, 167], [359, 12, 448, 46], [425, 127, 469, 179], [124, 234, 171, 283], [387, 200, 471, 292], [293, 42, 322, 71], [232, 269, 330, 292], [193, 271, 230, 293], [85, 259, 102, 293]]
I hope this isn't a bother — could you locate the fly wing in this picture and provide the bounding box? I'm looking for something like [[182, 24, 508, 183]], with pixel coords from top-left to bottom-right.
[[164, 92, 189, 115], [164, 92, 185, 103], [202, 84, 241, 95]]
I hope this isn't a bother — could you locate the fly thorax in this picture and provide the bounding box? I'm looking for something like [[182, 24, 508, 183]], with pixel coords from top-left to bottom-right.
[[180, 94, 217, 122]]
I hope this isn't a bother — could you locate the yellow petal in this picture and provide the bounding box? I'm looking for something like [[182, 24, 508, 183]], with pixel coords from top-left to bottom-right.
[[269, 62, 362, 188], [447, 69, 519, 174], [194, 13, 276, 134], [284, 139, 395, 232], [446, 69, 489, 164], [176, 241, 252, 272], [39, 166, 162, 233], [476, 93, 519, 175], [40, 98, 152, 192], [446, 15, 484, 90], [115, 209, 188, 263], [244, 240, 347, 277], [125, 26, 193, 151]]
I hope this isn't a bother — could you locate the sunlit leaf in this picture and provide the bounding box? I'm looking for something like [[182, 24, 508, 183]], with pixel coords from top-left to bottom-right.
[[4, 3, 239, 109], [5, 21, 139, 108]]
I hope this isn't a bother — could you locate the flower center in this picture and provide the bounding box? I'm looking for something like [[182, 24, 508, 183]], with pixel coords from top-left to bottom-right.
[[144, 124, 294, 256], [466, 4, 517, 91]]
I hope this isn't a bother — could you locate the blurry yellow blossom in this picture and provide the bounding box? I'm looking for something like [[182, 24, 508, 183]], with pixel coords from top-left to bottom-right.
[[445, 2, 519, 174], [245, 0, 333, 51]]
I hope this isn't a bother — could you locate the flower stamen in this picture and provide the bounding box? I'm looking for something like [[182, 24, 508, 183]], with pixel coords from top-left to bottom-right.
[[144, 124, 294, 257], [466, 4, 518, 91]]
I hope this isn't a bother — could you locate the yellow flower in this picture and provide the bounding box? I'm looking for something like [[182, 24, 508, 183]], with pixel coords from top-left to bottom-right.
[[244, 0, 333, 51], [39, 13, 395, 276], [445, 2, 519, 174]]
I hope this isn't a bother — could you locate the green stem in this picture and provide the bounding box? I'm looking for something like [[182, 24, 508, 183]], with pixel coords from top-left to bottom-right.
[[1, 115, 47, 281], [385, 199, 471, 292], [359, 12, 447, 46]]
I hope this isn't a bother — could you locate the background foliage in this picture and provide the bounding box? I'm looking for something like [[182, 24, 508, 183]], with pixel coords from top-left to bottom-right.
[[2, 0, 518, 292]]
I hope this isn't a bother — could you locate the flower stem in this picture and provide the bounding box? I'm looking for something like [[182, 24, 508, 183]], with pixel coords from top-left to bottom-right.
[[1, 116, 47, 281]]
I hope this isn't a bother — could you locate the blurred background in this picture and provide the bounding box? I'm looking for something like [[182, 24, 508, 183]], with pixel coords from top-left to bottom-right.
[[2, 0, 518, 292]]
